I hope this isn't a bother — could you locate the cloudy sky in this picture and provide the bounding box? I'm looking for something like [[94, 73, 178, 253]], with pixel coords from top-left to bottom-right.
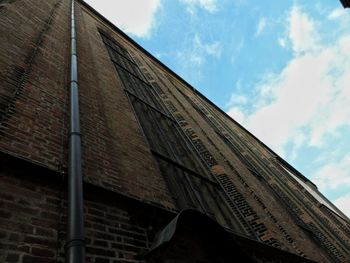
[[84, 0, 350, 217]]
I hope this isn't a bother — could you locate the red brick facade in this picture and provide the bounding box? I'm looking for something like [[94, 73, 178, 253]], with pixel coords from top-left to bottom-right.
[[0, 154, 174, 262], [0, 0, 349, 262]]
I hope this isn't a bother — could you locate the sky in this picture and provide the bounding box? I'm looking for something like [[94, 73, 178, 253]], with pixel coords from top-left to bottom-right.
[[84, 0, 350, 217]]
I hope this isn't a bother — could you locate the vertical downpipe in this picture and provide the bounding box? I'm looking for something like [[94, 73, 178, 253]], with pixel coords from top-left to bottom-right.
[[66, 0, 85, 262]]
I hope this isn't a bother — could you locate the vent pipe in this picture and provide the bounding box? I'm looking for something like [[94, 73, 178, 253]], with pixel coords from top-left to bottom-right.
[[65, 0, 85, 262]]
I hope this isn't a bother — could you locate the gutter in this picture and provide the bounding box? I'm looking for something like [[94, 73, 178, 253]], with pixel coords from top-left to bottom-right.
[[65, 0, 85, 262]]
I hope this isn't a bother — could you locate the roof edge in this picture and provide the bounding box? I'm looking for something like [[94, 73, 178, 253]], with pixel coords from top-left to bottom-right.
[[340, 0, 350, 8], [77, 0, 318, 188]]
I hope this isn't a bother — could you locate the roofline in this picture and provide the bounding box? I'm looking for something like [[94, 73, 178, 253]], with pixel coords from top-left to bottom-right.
[[144, 209, 317, 262], [340, 0, 350, 8], [77, 0, 316, 187]]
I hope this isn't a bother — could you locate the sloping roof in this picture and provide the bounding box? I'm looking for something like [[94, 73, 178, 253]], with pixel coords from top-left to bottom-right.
[[143, 209, 317, 263], [143, 209, 256, 262]]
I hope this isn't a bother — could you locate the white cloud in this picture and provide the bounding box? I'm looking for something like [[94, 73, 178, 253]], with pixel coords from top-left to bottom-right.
[[288, 6, 319, 53], [230, 38, 245, 63], [225, 4, 350, 218], [176, 34, 221, 67], [328, 8, 347, 20], [180, 0, 218, 13], [313, 154, 350, 191], [193, 34, 221, 57], [84, 0, 161, 38], [255, 17, 267, 36], [174, 34, 221, 84], [227, 94, 248, 106], [227, 107, 246, 124], [334, 194, 350, 218], [278, 37, 287, 48], [227, 6, 350, 157]]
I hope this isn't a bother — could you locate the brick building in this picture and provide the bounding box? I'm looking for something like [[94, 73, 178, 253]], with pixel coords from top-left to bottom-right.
[[0, 0, 350, 262]]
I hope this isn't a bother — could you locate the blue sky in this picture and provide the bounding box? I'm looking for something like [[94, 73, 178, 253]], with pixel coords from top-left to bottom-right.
[[85, 0, 350, 217]]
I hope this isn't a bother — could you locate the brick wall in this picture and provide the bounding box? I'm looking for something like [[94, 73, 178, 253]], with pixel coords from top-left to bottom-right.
[[0, 0, 349, 262], [0, 159, 63, 263], [0, 155, 329, 263], [124, 47, 349, 262], [0, 0, 69, 170], [126, 51, 329, 261], [0, 155, 175, 263], [0, 0, 175, 210], [75, 4, 175, 209]]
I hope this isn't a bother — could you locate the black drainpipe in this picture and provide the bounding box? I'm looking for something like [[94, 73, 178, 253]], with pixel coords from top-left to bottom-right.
[[65, 0, 85, 262]]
